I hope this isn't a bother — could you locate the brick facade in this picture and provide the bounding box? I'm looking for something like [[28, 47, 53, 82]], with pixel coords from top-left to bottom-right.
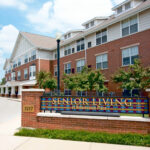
[[51, 29, 150, 92], [22, 90, 150, 134], [5, 59, 38, 82], [4, 29, 150, 93]]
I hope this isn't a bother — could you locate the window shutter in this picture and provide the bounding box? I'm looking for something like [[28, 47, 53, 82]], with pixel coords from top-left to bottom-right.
[[71, 68, 75, 74], [88, 65, 91, 68]]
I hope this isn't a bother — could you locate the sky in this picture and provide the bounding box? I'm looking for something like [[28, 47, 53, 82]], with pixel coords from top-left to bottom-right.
[[0, 0, 124, 81]]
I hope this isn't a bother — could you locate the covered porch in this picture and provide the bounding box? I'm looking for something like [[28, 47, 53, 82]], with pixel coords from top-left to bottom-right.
[[0, 80, 36, 99]]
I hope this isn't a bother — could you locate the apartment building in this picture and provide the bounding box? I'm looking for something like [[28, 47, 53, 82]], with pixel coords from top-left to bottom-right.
[[0, 0, 150, 98]]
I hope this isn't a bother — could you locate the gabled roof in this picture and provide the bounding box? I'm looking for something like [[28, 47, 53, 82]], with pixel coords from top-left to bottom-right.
[[82, 17, 108, 26], [3, 59, 10, 70], [21, 32, 57, 50]]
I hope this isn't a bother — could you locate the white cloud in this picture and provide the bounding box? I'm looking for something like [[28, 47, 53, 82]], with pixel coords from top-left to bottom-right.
[[27, 0, 113, 33], [0, 24, 18, 81], [0, 24, 19, 54], [0, 0, 30, 10]]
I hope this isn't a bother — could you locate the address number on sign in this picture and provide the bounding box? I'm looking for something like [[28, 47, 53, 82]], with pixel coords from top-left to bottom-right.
[[23, 105, 34, 112]]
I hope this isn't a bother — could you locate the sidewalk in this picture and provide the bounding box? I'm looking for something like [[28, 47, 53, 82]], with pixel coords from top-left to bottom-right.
[[0, 136, 149, 150], [0, 96, 21, 102]]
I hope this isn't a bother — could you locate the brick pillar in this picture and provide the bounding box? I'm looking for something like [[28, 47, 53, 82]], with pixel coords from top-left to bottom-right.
[[21, 89, 44, 128], [146, 89, 150, 117]]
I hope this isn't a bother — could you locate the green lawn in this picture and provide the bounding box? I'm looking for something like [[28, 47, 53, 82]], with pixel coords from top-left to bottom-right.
[[15, 128, 150, 147], [120, 113, 149, 117]]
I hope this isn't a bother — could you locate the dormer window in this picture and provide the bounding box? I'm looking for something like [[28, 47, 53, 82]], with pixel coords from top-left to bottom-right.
[[91, 21, 94, 27], [68, 33, 71, 38], [64, 35, 67, 39], [117, 6, 123, 14], [86, 24, 89, 29], [125, 2, 131, 10]]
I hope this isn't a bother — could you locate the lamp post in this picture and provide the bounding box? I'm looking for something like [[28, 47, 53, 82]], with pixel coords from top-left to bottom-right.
[[56, 33, 62, 95]]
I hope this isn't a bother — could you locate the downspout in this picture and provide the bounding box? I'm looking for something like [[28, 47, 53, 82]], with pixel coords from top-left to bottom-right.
[[38, 50, 40, 72], [84, 36, 87, 65]]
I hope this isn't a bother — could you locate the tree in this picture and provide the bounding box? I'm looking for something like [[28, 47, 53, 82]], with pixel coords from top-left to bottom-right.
[[36, 71, 51, 88], [0, 78, 6, 85], [43, 78, 57, 91], [63, 66, 107, 92], [36, 71, 57, 91], [112, 59, 150, 91]]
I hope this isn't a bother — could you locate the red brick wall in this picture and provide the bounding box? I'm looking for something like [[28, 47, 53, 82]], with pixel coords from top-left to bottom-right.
[[22, 91, 150, 134], [38, 59, 51, 72], [5, 59, 38, 81], [50, 29, 150, 92]]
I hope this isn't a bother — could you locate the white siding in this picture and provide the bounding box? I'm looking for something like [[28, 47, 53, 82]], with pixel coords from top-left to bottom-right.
[[15, 36, 33, 58], [12, 35, 35, 64], [108, 22, 121, 42], [139, 9, 150, 32], [38, 50, 53, 60], [86, 33, 96, 49]]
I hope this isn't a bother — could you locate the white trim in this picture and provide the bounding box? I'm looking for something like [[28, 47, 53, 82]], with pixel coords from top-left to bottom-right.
[[37, 113, 150, 122], [75, 57, 85, 61], [95, 51, 108, 56], [120, 43, 140, 49], [22, 89, 45, 92], [63, 61, 71, 64], [146, 89, 150, 92]]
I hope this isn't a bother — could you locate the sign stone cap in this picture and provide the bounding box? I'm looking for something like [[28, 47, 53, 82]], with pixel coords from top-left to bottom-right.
[[22, 89, 45, 92]]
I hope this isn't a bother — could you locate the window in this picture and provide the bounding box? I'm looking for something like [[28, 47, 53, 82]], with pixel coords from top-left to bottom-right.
[[88, 42, 92, 48], [64, 89, 71, 96], [13, 61, 17, 68], [86, 24, 89, 29], [117, 6, 122, 14], [24, 55, 28, 63], [122, 16, 138, 37], [11, 72, 16, 81], [96, 53, 108, 69], [68, 33, 71, 38], [122, 46, 139, 66], [31, 50, 36, 61], [125, 2, 131, 10], [30, 65, 36, 79], [76, 59, 85, 73], [8, 66, 11, 73], [64, 45, 71, 56], [64, 35, 67, 39], [24, 69, 28, 79], [64, 63, 71, 74], [18, 58, 21, 66], [77, 91, 87, 96], [17, 71, 21, 80], [72, 48, 75, 53], [77, 38, 84, 52], [54, 53, 57, 59], [96, 29, 107, 45], [91, 21, 94, 27], [54, 66, 57, 76]]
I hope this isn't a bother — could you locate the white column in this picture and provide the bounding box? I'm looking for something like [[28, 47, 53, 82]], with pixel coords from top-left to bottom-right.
[[11, 86, 15, 95], [1, 87, 4, 94], [5, 87, 9, 95], [18, 86, 22, 96]]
